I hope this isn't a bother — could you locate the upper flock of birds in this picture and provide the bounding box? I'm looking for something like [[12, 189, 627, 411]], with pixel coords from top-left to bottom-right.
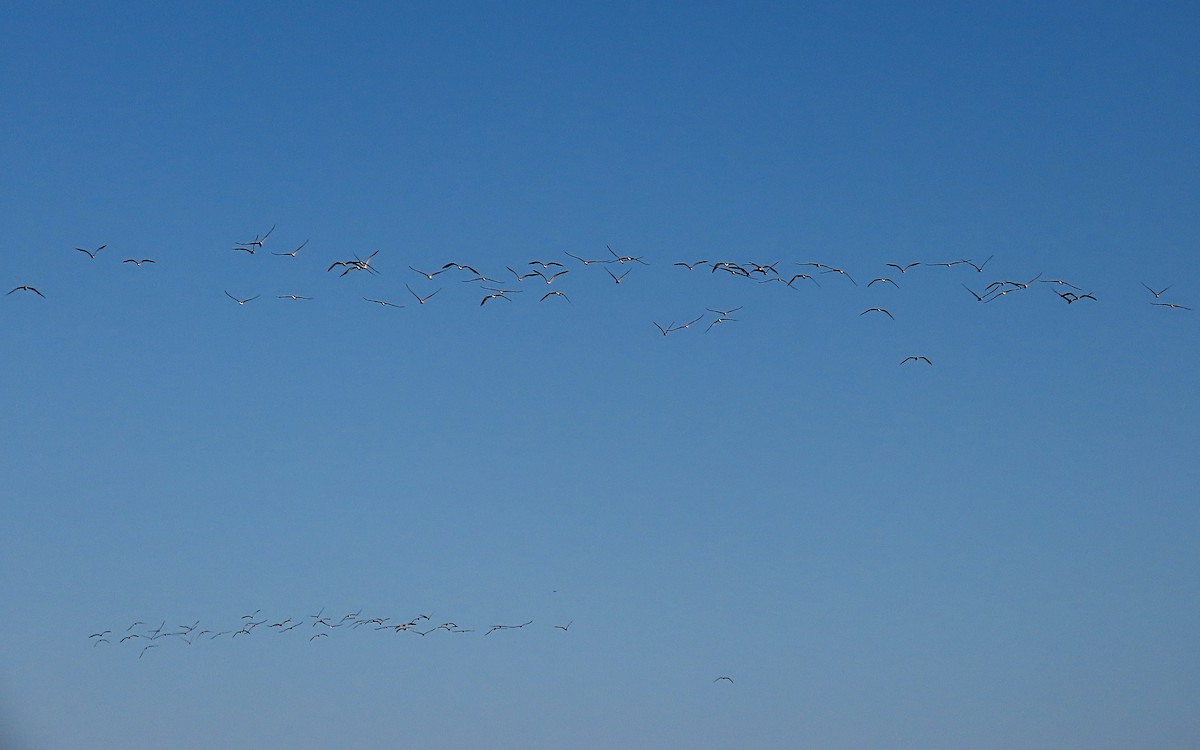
[[89, 606, 571, 659], [7, 224, 1192, 364]]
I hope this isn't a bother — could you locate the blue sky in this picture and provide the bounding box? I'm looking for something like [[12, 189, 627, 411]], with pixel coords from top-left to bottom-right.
[[2, 2, 1198, 748]]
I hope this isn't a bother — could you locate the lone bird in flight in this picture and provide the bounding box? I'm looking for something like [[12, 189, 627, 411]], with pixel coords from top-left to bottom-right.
[[76, 244, 106, 259], [860, 307, 894, 320], [714, 676, 734, 684], [900, 356, 933, 365], [123, 259, 155, 266], [8, 285, 45, 297]]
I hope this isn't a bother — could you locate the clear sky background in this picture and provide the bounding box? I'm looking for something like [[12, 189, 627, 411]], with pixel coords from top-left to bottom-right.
[[2, 1, 1197, 748]]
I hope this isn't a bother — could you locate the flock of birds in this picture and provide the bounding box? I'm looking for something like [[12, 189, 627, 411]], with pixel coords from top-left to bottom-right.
[[5, 225, 1192, 367], [88, 606, 737, 683], [88, 607, 573, 660]]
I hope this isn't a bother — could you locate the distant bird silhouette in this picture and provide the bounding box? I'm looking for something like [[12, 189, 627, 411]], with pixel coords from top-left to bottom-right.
[[860, 307, 894, 320], [8, 286, 44, 297], [900, 356, 932, 365], [76, 244, 106, 259]]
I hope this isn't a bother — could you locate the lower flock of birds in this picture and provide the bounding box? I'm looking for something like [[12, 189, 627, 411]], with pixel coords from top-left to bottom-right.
[[5, 226, 1193, 367], [88, 607, 737, 683]]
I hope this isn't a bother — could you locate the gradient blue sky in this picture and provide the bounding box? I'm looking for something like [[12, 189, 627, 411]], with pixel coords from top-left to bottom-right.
[[2, 2, 1198, 748]]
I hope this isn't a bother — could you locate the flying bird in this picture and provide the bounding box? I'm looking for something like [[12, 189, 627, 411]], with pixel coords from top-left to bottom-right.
[[364, 297, 403, 308], [822, 267, 857, 285], [480, 292, 512, 306], [900, 356, 933, 365], [607, 245, 649, 265], [534, 269, 570, 284], [76, 244, 106, 259], [406, 284, 441, 305], [961, 255, 994, 273], [224, 291, 259, 305], [564, 251, 612, 265], [540, 290, 571, 303], [1152, 302, 1192, 310], [409, 266, 446, 280], [714, 676, 734, 684], [235, 224, 275, 249], [277, 294, 312, 300], [1141, 283, 1173, 298], [8, 286, 45, 297], [867, 277, 898, 288], [886, 262, 919, 274], [271, 239, 309, 257], [1039, 278, 1082, 290], [860, 308, 894, 319], [123, 259, 155, 266], [706, 306, 743, 316], [606, 267, 631, 284], [786, 274, 820, 288]]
